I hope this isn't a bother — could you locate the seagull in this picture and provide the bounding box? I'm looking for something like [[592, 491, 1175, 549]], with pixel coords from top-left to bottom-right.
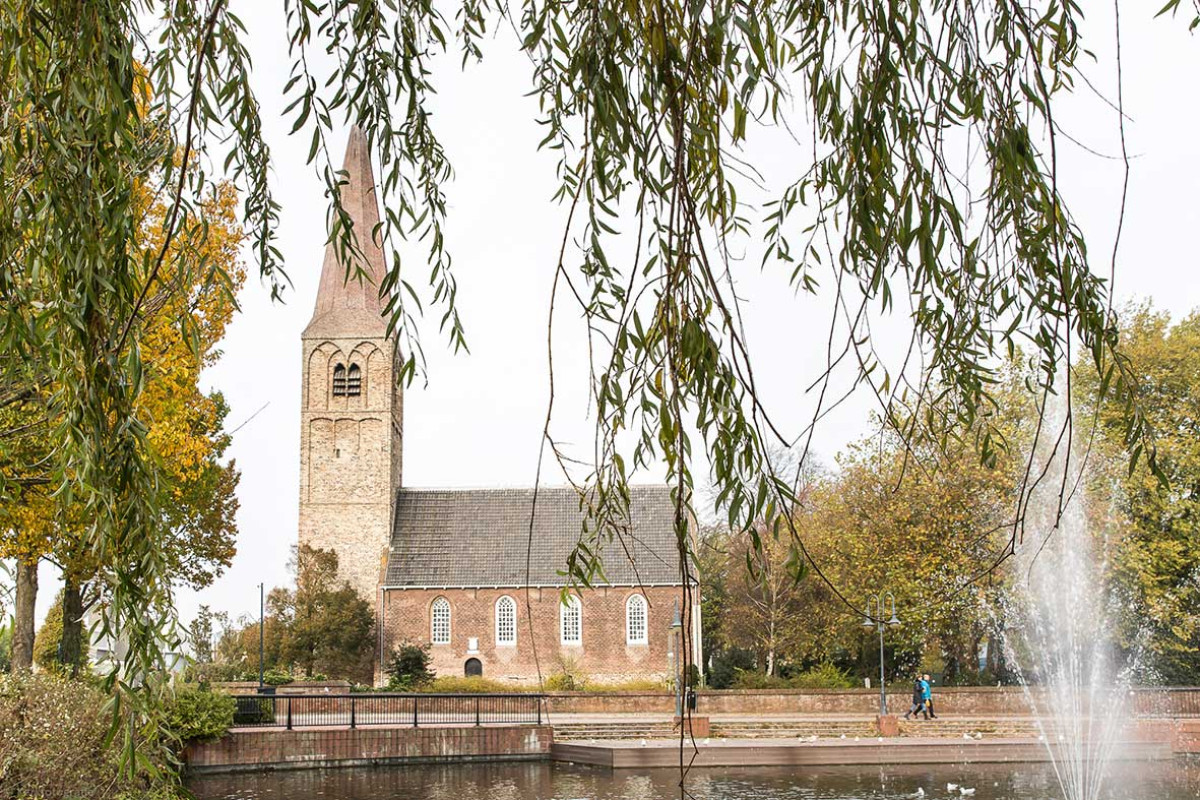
[[973, 732, 983, 739], [840, 734, 847, 739], [947, 783, 958, 791], [963, 733, 972, 739], [960, 788, 976, 796], [639, 739, 647, 747], [916, 788, 925, 797]]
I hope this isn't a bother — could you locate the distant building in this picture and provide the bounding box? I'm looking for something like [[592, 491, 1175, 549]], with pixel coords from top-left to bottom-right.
[[86, 605, 187, 675], [298, 128, 701, 684]]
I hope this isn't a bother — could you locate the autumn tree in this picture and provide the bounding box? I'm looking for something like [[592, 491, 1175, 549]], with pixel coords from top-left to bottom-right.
[[1079, 305, 1200, 683], [713, 521, 812, 677], [188, 605, 215, 664], [216, 546, 376, 684], [0, 179, 243, 673]]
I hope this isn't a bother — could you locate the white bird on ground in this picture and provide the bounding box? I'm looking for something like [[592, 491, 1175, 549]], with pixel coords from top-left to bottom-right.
[[963, 733, 972, 739], [840, 734, 847, 739], [639, 739, 647, 747], [974, 732, 983, 739], [947, 783, 958, 791], [915, 788, 925, 797], [959, 788, 976, 796]]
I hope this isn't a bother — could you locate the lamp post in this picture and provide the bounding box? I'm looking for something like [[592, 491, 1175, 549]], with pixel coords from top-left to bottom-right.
[[258, 582, 265, 690], [862, 591, 900, 716], [669, 601, 683, 717]]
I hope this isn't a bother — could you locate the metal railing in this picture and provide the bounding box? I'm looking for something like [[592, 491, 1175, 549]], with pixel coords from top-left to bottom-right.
[[231, 693, 545, 730]]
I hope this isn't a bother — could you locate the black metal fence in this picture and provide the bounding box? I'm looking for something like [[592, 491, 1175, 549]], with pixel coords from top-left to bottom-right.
[[232, 693, 545, 729]]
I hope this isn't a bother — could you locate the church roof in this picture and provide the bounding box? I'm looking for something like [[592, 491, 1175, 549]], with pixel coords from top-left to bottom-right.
[[383, 485, 685, 588], [304, 126, 390, 339]]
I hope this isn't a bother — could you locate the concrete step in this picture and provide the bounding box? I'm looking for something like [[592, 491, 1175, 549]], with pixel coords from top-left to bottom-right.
[[711, 724, 877, 740], [555, 722, 678, 740]]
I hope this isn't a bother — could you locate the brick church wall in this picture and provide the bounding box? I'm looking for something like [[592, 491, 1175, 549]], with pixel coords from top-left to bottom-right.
[[380, 585, 687, 685]]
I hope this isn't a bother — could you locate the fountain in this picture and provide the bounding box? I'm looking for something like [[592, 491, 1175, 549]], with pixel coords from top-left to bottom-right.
[[1002, 424, 1138, 800]]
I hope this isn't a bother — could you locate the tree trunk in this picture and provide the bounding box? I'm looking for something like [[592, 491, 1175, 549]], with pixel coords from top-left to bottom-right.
[[59, 575, 85, 677], [12, 557, 38, 671]]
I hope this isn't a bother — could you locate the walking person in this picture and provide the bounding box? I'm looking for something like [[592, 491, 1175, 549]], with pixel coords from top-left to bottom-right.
[[922, 673, 937, 719], [904, 675, 928, 720]]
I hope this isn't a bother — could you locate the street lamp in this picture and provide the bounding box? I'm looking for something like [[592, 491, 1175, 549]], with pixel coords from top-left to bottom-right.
[[669, 601, 683, 717], [862, 591, 900, 716], [258, 582, 265, 690]]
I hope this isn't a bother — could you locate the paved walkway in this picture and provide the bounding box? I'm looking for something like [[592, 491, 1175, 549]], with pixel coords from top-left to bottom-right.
[[544, 712, 1039, 722]]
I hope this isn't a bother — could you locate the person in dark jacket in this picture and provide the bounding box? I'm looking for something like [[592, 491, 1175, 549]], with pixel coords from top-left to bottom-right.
[[904, 676, 928, 720]]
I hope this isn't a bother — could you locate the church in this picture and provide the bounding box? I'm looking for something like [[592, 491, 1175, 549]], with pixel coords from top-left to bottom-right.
[[297, 128, 701, 685]]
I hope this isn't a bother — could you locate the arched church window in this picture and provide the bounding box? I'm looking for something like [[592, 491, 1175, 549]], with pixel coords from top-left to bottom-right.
[[495, 596, 516, 647], [346, 363, 362, 396], [332, 363, 347, 396], [431, 597, 451, 645], [626, 594, 648, 645], [560, 595, 582, 645]]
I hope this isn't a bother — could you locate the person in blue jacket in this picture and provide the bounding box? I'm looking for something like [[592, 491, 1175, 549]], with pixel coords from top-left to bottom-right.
[[921, 673, 937, 719]]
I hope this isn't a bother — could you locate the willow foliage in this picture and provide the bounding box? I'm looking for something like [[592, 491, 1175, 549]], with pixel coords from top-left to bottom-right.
[[0, 0, 1185, 755]]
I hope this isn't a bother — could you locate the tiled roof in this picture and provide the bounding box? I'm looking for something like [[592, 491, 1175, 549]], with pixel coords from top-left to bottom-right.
[[384, 485, 684, 588]]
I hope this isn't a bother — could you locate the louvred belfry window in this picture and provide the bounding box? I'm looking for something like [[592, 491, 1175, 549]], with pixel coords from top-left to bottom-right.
[[332, 363, 347, 396], [346, 364, 362, 396]]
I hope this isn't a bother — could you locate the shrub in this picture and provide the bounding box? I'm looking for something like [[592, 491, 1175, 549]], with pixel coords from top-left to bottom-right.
[[0, 623, 11, 673], [574, 678, 667, 692], [184, 661, 244, 684], [386, 642, 434, 690], [236, 668, 296, 685], [156, 684, 236, 748], [788, 662, 856, 689], [544, 655, 589, 691], [706, 647, 757, 689], [422, 676, 524, 693], [0, 672, 182, 800], [730, 668, 791, 689]]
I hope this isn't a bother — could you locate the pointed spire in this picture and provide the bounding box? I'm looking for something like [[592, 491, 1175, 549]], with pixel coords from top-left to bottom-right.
[[305, 125, 389, 338]]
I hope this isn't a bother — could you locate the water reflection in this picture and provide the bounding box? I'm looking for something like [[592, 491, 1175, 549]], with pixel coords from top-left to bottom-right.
[[191, 759, 1200, 800]]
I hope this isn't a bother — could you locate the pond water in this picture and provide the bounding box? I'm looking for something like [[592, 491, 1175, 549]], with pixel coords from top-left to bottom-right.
[[191, 759, 1200, 800]]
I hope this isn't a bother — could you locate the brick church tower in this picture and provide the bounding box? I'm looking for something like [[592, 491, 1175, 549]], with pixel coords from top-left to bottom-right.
[[298, 127, 402, 603]]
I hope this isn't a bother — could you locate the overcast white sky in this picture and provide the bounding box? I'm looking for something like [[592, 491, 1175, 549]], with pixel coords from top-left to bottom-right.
[[21, 5, 1200, 630]]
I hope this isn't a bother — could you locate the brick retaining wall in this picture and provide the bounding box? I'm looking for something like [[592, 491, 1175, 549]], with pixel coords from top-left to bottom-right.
[[544, 687, 1042, 716], [185, 725, 553, 773], [213, 681, 352, 696], [544, 687, 1198, 716]]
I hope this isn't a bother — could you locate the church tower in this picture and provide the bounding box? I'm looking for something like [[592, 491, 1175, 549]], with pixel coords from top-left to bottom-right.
[[299, 126, 402, 603]]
